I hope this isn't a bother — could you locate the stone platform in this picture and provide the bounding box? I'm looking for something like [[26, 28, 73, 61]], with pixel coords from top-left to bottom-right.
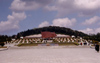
[[0, 46, 100, 63]]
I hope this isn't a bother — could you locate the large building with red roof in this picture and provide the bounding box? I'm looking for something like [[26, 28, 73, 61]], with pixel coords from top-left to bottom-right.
[[41, 31, 56, 39], [24, 31, 70, 39]]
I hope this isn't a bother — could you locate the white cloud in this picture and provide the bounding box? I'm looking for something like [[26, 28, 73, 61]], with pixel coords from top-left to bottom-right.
[[39, 21, 50, 27], [10, 0, 54, 11], [79, 28, 94, 34], [10, 0, 100, 16], [10, 0, 40, 11], [82, 16, 100, 25], [0, 12, 26, 32], [95, 28, 100, 33], [38, 17, 76, 28], [75, 0, 100, 10], [45, 0, 100, 16], [79, 27, 100, 34], [52, 17, 76, 27]]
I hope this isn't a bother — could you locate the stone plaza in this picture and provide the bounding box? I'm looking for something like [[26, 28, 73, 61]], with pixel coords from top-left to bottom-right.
[[0, 46, 100, 63]]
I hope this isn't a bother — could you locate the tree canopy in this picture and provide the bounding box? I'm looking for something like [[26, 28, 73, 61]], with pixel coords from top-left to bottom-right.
[[17, 26, 88, 37]]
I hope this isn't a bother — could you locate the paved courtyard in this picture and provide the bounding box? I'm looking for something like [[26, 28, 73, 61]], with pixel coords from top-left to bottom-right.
[[0, 46, 100, 63]]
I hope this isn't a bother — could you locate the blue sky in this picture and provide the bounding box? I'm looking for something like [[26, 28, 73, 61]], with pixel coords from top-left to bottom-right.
[[0, 0, 100, 35]]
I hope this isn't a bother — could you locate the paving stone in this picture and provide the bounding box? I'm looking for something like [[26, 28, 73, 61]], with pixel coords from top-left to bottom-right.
[[0, 46, 100, 63]]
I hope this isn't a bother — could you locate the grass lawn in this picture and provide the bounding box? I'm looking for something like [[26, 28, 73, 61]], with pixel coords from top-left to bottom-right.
[[0, 46, 7, 48], [17, 43, 42, 46], [56, 42, 79, 46], [17, 42, 79, 46]]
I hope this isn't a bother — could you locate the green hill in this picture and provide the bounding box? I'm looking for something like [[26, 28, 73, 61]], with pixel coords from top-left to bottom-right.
[[16, 26, 88, 38]]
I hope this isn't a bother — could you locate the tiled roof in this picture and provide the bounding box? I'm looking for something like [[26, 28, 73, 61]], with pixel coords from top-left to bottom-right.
[[41, 31, 56, 38]]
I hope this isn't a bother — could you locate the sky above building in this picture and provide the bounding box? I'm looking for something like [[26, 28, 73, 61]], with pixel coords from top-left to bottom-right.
[[0, 0, 100, 35]]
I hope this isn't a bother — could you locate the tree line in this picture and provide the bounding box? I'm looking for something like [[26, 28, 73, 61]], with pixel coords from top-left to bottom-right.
[[17, 26, 88, 38], [0, 35, 11, 46], [0, 26, 100, 44]]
